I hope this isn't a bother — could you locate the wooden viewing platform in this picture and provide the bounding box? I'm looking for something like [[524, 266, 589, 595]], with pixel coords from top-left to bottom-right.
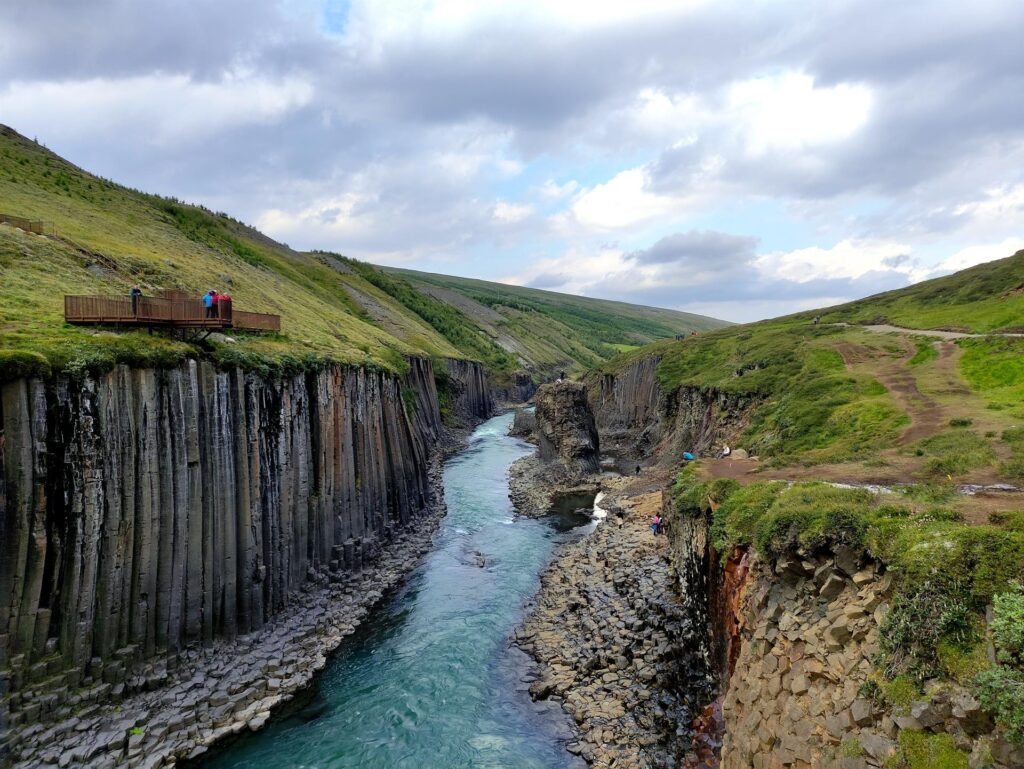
[[64, 291, 281, 334]]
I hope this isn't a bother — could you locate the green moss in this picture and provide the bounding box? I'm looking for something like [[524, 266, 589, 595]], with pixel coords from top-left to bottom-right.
[[754, 483, 873, 557], [879, 675, 921, 714], [841, 738, 866, 757], [890, 731, 969, 769], [937, 638, 991, 684]]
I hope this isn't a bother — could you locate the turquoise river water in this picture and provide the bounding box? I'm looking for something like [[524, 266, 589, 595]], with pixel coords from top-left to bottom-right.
[[202, 411, 594, 769]]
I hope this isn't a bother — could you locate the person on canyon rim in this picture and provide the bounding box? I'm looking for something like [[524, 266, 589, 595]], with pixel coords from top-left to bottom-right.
[[203, 289, 216, 318]]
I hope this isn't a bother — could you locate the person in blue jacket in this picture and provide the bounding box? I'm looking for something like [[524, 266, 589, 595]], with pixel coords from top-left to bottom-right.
[[203, 290, 215, 318]]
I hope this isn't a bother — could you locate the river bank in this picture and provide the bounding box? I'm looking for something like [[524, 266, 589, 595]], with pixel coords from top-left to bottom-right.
[[515, 472, 717, 769]]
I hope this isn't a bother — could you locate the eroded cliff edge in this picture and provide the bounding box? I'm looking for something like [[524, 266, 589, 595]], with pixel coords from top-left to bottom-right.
[[0, 355, 493, 767]]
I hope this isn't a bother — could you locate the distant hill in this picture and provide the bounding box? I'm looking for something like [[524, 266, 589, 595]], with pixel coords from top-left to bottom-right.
[[0, 125, 725, 382], [387, 267, 728, 377]]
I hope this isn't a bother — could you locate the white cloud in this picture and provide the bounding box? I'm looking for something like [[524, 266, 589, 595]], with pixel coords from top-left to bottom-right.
[[727, 72, 873, 155], [537, 179, 580, 200], [953, 184, 1024, 223], [934, 238, 1024, 272], [757, 239, 920, 283], [568, 167, 678, 231], [493, 200, 534, 223], [0, 73, 313, 146]]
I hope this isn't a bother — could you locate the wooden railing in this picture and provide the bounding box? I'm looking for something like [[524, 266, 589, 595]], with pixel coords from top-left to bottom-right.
[[64, 295, 280, 333], [233, 310, 281, 332]]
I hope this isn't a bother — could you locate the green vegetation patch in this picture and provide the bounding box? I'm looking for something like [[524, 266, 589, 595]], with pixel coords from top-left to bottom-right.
[[912, 430, 998, 477], [907, 339, 939, 366], [960, 337, 1024, 416], [888, 731, 969, 769]]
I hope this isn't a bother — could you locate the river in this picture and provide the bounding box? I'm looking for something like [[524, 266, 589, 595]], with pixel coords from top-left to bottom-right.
[[201, 411, 593, 769]]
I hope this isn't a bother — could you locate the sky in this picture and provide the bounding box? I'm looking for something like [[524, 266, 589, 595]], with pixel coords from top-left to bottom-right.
[[3, 1, 1024, 322]]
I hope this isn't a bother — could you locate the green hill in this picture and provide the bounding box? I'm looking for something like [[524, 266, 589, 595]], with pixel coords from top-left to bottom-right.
[[604, 250, 1024, 481], [0, 125, 724, 383], [818, 251, 1024, 333], [388, 267, 728, 377]]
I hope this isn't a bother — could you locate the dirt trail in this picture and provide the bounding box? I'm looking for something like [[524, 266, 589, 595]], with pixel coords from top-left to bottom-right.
[[836, 339, 942, 445], [837, 322, 1024, 339]]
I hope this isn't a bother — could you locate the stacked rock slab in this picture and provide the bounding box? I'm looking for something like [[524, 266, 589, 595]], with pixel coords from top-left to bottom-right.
[[715, 551, 1020, 769], [0, 356, 469, 739], [535, 382, 600, 475]]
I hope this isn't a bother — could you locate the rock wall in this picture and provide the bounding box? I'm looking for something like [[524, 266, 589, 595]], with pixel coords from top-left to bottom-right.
[[0, 357, 444, 730], [445, 358, 493, 423], [535, 382, 600, 476], [491, 371, 538, 408], [590, 357, 753, 462], [664, 504, 1023, 769]]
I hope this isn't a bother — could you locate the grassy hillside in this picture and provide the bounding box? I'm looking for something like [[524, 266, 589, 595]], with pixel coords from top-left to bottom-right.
[[819, 251, 1024, 333], [603, 251, 1024, 482], [391, 268, 728, 376], [0, 125, 722, 382]]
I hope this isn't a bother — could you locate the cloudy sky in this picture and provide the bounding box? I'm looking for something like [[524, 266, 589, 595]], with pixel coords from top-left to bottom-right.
[[3, 0, 1024, 322]]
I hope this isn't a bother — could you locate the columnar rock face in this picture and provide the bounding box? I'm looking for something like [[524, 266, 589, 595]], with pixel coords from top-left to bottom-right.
[[590, 356, 753, 460], [445, 358, 493, 423], [0, 357, 445, 708], [592, 357, 662, 435], [534, 382, 600, 475], [665, 523, 1022, 769]]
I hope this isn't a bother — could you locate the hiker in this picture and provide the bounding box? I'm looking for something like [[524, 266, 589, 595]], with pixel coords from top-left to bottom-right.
[[129, 285, 142, 314], [635, 464, 641, 476], [720, 445, 731, 459], [212, 290, 222, 318], [219, 291, 232, 320], [203, 290, 216, 318], [650, 515, 662, 535]]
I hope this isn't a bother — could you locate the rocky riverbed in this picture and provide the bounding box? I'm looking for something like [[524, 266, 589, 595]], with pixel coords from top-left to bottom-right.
[[514, 475, 716, 769], [5, 455, 456, 769]]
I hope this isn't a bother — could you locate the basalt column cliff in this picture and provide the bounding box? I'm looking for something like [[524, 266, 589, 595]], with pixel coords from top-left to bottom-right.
[[0, 356, 489, 762]]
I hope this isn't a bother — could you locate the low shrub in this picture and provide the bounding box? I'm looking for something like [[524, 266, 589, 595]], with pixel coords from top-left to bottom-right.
[[975, 666, 1024, 745], [990, 582, 1024, 668], [880, 581, 976, 680]]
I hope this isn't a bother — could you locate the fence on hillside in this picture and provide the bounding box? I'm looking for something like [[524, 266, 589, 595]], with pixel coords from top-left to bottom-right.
[[0, 213, 54, 236]]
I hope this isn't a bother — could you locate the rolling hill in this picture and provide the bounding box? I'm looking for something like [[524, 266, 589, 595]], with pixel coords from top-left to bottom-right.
[[602, 249, 1024, 484], [0, 125, 723, 384]]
